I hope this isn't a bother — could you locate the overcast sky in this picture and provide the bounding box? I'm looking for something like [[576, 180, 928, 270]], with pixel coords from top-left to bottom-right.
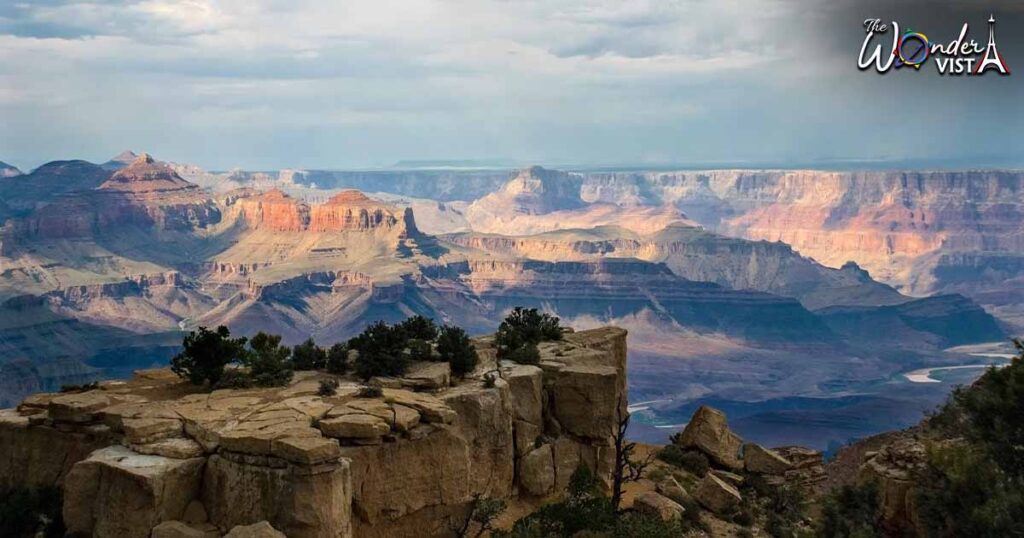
[[2, 0, 1023, 171]]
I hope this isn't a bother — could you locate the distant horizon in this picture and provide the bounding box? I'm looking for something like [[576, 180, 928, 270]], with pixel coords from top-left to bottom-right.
[[7, 150, 1024, 176]]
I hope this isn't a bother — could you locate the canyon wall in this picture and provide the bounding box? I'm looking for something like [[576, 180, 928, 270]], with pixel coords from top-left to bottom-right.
[[0, 327, 627, 538]]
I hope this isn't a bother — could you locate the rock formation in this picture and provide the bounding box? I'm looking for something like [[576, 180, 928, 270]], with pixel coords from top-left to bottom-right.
[[0, 160, 22, 178], [0, 326, 627, 538], [465, 167, 695, 235]]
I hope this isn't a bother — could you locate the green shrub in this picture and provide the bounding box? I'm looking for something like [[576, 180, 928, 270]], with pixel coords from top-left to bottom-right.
[[437, 325, 479, 377], [398, 315, 438, 341], [678, 496, 707, 533], [916, 442, 1024, 537], [905, 340, 1024, 537], [733, 508, 755, 527], [212, 368, 253, 390], [495, 307, 562, 361], [59, 381, 99, 393], [171, 325, 248, 387], [935, 338, 1024, 478], [350, 321, 410, 380], [0, 486, 64, 538], [647, 466, 668, 483], [326, 343, 349, 374], [317, 378, 339, 397], [504, 342, 541, 365], [656, 445, 709, 477], [292, 338, 327, 370], [247, 332, 294, 387], [406, 338, 434, 362], [817, 481, 881, 538], [357, 385, 383, 398]]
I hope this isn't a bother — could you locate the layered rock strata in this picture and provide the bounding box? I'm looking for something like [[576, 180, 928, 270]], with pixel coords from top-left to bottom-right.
[[0, 326, 627, 538]]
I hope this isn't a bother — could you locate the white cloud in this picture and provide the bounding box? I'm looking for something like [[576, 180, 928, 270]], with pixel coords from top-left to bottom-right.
[[1, 0, 1021, 170]]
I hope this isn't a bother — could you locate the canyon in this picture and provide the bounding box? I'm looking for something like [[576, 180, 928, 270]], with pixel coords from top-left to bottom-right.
[[0, 154, 1018, 449]]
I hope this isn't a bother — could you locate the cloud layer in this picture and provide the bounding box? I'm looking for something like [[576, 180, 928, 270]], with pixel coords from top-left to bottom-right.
[[1, 0, 1022, 170]]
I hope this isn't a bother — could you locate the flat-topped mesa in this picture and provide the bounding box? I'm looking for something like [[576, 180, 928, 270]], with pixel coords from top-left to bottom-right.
[[0, 325, 627, 538], [311, 190, 417, 234], [236, 189, 419, 236], [236, 189, 311, 232]]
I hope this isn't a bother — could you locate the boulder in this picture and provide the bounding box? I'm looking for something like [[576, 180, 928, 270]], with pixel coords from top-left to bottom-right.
[[743, 443, 792, 475], [383, 389, 456, 424], [711, 469, 744, 486], [401, 361, 451, 390], [63, 446, 205, 537], [655, 476, 690, 504], [219, 421, 321, 456], [49, 391, 112, 423], [224, 520, 287, 537], [319, 414, 389, 442], [552, 436, 583, 490], [674, 406, 743, 470], [151, 520, 217, 538], [327, 399, 421, 432], [519, 444, 555, 496], [775, 446, 827, 490], [271, 436, 342, 465], [694, 473, 741, 515], [133, 438, 204, 459], [633, 491, 685, 521], [122, 417, 182, 444]]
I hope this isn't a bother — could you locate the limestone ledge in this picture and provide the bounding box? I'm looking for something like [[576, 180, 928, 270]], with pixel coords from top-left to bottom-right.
[[0, 326, 627, 538]]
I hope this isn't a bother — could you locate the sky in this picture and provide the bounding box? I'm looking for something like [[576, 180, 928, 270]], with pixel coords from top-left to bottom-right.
[[1, 0, 1023, 171]]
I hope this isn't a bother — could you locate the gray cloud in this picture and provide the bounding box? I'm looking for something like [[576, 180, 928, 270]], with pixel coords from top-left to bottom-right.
[[0, 0, 1021, 171]]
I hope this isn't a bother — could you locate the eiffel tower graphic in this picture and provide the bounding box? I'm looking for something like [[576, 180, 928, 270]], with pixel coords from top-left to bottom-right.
[[973, 14, 1010, 75]]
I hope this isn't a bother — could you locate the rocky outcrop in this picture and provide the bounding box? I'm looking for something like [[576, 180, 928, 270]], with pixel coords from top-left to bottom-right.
[[854, 436, 928, 536], [0, 326, 627, 538], [694, 473, 741, 514], [0, 160, 22, 178], [674, 406, 743, 471], [234, 189, 419, 236], [63, 446, 205, 537], [464, 167, 694, 236], [446, 225, 906, 309], [743, 443, 792, 475], [633, 491, 685, 521], [11, 154, 221, 239]]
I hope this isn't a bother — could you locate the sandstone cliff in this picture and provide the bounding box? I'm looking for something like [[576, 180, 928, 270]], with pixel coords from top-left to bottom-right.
[[0, 326, 627, 538], [465, 167, 695, 236]]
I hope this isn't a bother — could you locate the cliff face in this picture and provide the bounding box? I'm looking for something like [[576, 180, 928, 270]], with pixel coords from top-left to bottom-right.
[[578, 170, 1024, 302], [233, 189, 417, 236], [15, 155, 221, 238], [465, 167, 695, 235], [446, 225, 906, 310], [0, 326, 628, 538]]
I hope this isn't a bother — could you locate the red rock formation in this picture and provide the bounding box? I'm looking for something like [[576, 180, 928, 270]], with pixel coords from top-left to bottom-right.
[[236, 189, 310, 232], [235, 189, 417, 235], [310, 190, 412, 233], [12, 154, 220, 239], [98, 153, 196, 193]]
